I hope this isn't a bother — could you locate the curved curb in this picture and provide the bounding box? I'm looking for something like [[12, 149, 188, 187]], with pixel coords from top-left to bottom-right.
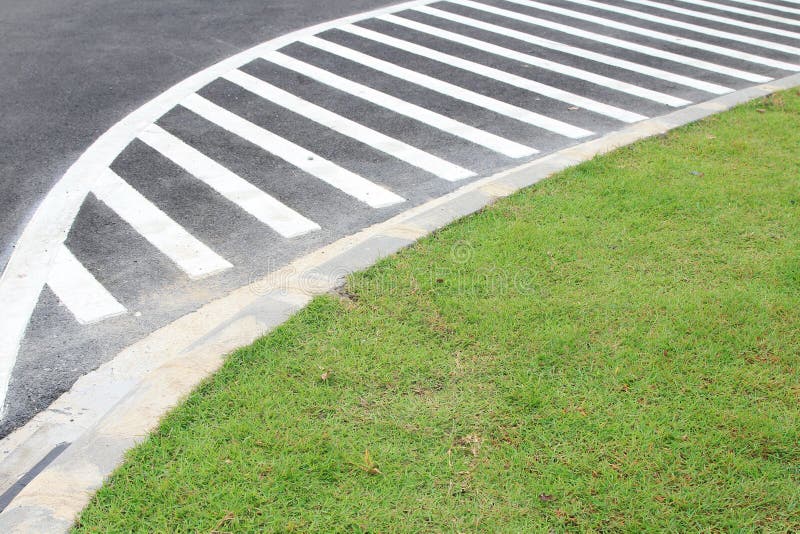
[[1, 73, 799, 532]]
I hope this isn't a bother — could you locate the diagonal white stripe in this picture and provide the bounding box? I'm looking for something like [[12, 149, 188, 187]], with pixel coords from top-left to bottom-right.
[[448, 0, 772, 82], [415, 5, 731, 94], [303, 34, 597, 135], [92, 168, 233, 279], [263, 51, 543, 156], [181, 93, 406, 208], [624, 0, 800, 34], [223, 69, 475, 181], [139, 124, 321, 238], [558, 0, 800, 57], [336, 24, 647, 122], [47, 244, 127, 324], [499, 0, 800, 70], [711, 0, 800, 17], [383, 12, 691, 106]]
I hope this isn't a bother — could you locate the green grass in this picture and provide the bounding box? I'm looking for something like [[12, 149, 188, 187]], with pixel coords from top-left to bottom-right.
[[74, 91, 800, 533]]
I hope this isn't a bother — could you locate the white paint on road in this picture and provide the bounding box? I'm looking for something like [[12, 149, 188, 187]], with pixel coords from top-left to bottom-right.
[[381, 12, 692, 106], [181, 93, 406, 208], [303, 35, 597, 136], [139, 124, 321, 238], [263, 50, 543, 156], [504, 0, 800, 71], [559, 0, 800, 57], [343, 22, 649, 122], [0, 0, 436, 419], [92, 168, 233, 279], [684, 0, 800, 18], [415, 5, 732, 95], [223, 69, 475, 181], [619, 0, 800, 36], [47, 245, 127, 324], [450, 0, 773, 82]]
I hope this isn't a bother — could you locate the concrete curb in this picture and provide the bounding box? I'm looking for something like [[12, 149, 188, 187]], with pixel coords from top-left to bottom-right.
[[1, 73, 799, 532]]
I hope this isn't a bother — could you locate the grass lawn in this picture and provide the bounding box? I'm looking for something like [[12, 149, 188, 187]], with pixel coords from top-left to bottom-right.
[[74, 91, 800, 532]]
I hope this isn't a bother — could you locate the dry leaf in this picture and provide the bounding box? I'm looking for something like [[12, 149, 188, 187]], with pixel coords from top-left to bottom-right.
[[355, 448, 382, 475], [213, 511, 235, 531]]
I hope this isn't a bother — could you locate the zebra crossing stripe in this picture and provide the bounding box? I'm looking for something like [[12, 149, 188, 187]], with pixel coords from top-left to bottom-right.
[[92, 168, 233, 279], [263, 51, 543, 156], [222, 69, 475, 181], [303, 34, 597, 136], [559, 0, 800, 57], [47, 244, 127, 324], [503, 0, 800, 71], [620, 0, 800, 36], [340, 23, 648, 122], [699, 0, 800, 17], [139, 124, 321, 238], [181, 93, 406, 209], [382, 13, 691, 106], [415, 5, 731, 95], [449, 0, 771, 83]]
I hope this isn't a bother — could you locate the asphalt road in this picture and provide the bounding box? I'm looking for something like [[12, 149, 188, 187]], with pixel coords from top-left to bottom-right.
[[0, 0, 398, 269], [2, 0, 800, 438], [0, 0, 400, 435]]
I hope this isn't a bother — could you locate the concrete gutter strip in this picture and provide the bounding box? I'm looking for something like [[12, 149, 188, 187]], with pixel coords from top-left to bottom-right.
[[1, 73, 798, 532]]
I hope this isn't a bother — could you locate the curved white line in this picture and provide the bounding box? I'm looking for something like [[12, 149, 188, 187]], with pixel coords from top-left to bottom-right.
[[0, 0, 435, 417]]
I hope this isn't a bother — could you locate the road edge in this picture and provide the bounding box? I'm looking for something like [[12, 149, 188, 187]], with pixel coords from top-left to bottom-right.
[[2, 73, 799, 532]]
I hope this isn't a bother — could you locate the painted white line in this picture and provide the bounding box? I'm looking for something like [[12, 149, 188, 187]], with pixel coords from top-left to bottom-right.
[[181, 93, 405, 208], [263, 51, 543, 156], [626, 0, 800, 33], [559, 0, 800, 57], [46, 245, 127, 325], [382, 13, 691, 106], [711, 0, 800, 16], [138, 124, 320, 238], [0, 0, 438, 420], [415, 5, 731, 95], [449, 0, 772, 83], [303, 36, 596, 137], [92, 168, 233, 279], [0, 0, 437, 422], [502, 0, 800, 70], [338, 23, 648, 123], [223, 69, 475, 181]]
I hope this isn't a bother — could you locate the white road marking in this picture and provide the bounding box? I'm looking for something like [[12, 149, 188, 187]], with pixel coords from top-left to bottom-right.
[[47, 245, 127, 324], [559, 0, 800, 57], [339, 22, 648, 122], [623, 0, 800, 34], [708, 0, 800, 17], [0, 0, 437, 418], [449, 0, 772, 83], [138, 124, 321, 238], [303, 35, 596, 136], [415, 5, 731, 95], [263, 51, 544, 155], [223, 69, 475, 181], [181, 93, 406, 208], [92, 168, 233, 279], [382, 13, 691, 106], [505, 0, 800, 70]]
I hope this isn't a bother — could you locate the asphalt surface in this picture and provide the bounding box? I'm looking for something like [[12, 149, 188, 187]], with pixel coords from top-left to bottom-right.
[[2, 0, 800, 437], [0, 0, 399, 435]]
